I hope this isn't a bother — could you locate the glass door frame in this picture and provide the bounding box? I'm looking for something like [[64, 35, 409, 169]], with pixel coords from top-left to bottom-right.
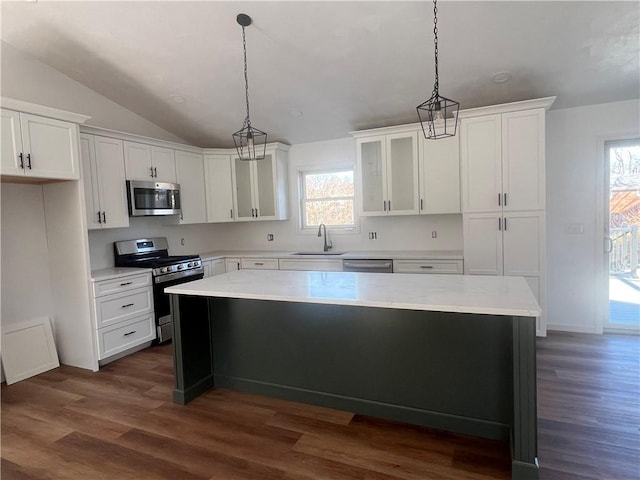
[[598, 135, 640, 334]]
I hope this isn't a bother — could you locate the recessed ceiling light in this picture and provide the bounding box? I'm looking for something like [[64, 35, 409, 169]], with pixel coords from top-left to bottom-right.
[[170, 95, 186, 104], [288, 109, 303, 118], [492, 72, 512, 84]]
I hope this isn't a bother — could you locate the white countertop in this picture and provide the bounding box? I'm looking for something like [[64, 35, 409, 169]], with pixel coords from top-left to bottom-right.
[[165, 269, 540, 317], [91, 267, 152, 282], [199, 250, 463, 261]]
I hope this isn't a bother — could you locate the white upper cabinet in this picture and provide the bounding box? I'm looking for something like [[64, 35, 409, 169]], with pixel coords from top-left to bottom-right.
[[231, 144, 289, 221], [461, 108, 546, 213], [204, 154, 234, 223], [174, 150, 207, 224], [1, 108, 80, 180], [81, 134, 129, 229], [124, 141, 177, 183], [357, 131, 419, 216], [419, 131, 460, 214]]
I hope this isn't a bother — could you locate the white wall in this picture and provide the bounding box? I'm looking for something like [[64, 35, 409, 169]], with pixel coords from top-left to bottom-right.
[[87, 137, 463, 270], [1, 42, 187, 143], [546, 99, 640, 333], [1, 183, 53, 324]]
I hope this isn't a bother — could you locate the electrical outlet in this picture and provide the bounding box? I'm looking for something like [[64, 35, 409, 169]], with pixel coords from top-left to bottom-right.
[[368, 232, 377, 240], [431, 231, 437, 238], [267, 233, 274, 241]]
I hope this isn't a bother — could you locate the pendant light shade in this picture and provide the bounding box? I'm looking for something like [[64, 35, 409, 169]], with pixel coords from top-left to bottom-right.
[[232, 13, 267, 160], [416, 0, 459, 140]]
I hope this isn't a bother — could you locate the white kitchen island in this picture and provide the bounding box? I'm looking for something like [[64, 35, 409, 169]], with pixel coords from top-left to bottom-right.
[[166, 270, 541, 480]]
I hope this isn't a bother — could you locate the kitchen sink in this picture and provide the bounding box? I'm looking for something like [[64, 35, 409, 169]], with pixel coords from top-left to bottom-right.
[[292, 251, 346, 256]]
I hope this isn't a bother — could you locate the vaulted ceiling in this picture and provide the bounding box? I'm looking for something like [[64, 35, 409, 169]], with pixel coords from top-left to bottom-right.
[[1, 1, 638, 147]]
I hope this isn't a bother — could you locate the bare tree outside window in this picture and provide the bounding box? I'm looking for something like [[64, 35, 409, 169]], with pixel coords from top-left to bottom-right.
[[301, 170, 355, 228]]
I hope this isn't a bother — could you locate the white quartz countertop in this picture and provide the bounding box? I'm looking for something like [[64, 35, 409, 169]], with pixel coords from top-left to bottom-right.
[[165, 269, 540, 317], [91, 267, 152, 282], [199, 250, 463, 261]]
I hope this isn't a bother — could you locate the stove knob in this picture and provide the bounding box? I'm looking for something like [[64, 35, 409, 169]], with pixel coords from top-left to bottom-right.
[[188, 262, 194, 267], [166, 266, 172, 272], [160, 267, 166, 273], [177, 265, 183, 270]]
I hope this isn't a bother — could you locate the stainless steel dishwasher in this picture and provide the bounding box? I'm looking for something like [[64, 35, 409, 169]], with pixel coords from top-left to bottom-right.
[[342, 259, 393, 273]]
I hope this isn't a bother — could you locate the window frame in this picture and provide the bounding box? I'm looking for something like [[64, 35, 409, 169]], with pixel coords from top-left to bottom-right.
[[297, 166, 359, 234]]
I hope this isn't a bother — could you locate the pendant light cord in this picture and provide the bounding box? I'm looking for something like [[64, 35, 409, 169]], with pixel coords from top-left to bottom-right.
[[242, 25, 251, 127], [432, 0, 439, 98]]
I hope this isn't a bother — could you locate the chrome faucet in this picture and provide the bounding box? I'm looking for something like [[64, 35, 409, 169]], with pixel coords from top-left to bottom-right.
[[317, 223, 332, 252]]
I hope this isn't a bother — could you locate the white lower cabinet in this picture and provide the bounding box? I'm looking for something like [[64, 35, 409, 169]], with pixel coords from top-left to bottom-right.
[[91, 269, 155, 363], [393, 259, 463, 274], [202, 259, 226, 278], [463, 211, 546, 335], [225, 258, 242, 272], [278, 258, 343, 272], [240, 258, 279, 270]]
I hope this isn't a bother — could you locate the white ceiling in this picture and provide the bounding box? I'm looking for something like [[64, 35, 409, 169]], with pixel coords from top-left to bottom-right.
[[1, 1, 638, 148]]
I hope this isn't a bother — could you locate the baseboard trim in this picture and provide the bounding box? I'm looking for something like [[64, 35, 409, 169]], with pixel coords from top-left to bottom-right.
[[173, 374, 214, 405], [547, 324, 600, 334]]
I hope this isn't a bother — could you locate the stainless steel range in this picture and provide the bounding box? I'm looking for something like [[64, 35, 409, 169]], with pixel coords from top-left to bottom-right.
[[114, 237, 203, 343]]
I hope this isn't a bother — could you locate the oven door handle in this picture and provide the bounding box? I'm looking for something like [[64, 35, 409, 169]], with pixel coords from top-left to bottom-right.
[[155, 268, 204, 284]]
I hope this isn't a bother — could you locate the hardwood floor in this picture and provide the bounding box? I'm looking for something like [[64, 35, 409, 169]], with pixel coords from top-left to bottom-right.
[[2, 332, 638, 479], [537, 332, 640, 480]]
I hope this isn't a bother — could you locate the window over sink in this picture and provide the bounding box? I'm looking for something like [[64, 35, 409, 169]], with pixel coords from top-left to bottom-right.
[[299, 169, 356, 231]]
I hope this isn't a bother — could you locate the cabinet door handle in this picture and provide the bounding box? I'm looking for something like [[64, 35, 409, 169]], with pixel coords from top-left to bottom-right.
[[123, 330, 136, 337], [97, 211, 102, 224], [230, 209, 233, 218], [420, 265, 434, 269], [255, 208, 258, 218], [388, 200, 391, 211], [504, 193, 507, 206], [180, 212, 184, 220], [504, 217, 507, 231], [102, 212, 106, 224], [420, 199, 423, 210], [383, 200, 387, 211], [26, 153, 31, 169], [150, 167, 155, 178], [498, 218, 502, 231], [18, 153, 24, 169], [254, 262, 264, 266], [120, 281, 133, 286], [154, 167, 158, 178], [498, 193, 501, 206], [121, 303, 134, 308]]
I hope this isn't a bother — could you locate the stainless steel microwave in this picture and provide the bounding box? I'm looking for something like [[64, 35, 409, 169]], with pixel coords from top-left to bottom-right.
[[126, 180, 181, 217]]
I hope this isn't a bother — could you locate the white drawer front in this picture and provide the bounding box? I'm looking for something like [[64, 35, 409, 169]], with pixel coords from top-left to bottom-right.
[[393, 260, 463, 274], [97, 313, 155, 360], [95, 286, 153, 328], [93, 272, 152, 297], [240, 258, 279, 270], [278, 258, 343, 272]]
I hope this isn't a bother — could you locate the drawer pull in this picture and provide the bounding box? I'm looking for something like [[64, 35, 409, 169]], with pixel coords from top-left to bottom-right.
[[254, 262, 264, 266], [123, 330, 136, 336], [120, 281, 133, 286], [121, 303, 134, 308], [420, 265, 434, 269]]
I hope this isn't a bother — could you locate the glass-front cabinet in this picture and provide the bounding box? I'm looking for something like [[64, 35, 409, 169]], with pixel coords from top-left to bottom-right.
[[357, 131, 419, 216], [231, 144, 289, 221]]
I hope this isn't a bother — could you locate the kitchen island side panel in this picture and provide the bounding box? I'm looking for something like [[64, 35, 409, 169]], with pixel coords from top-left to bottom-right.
[[210, 297, 514, 440]]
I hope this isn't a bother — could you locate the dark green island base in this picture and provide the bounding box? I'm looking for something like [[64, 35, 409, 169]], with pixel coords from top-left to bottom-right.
[[171, 294, 539, 480]]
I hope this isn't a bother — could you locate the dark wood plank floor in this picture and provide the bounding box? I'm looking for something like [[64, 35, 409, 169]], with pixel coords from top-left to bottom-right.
[[2, 332, 638, 479]]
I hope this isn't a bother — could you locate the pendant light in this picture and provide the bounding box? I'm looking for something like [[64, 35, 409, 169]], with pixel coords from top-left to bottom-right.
[[232, 13, 267, 160], [416, 0, 459, 139]]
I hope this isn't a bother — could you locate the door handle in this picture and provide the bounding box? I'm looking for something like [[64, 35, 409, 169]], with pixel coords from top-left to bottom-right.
[[230, 209, 233, 219], [97, 211, 102, 224], [498, 217, 502, 231], [504, 193, 507, 206], [606, 237, 613, 253], [498, 193, 501, 206], [420, 198, 423, 210], [26, 153, 31, 169], [383, 200, 387, 211], [150, 167, 154, 177], [18, 153, 24, 169], [154, 167, 158, 178], [255, 208, 258, 218], [102, 212, 106, 224]]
